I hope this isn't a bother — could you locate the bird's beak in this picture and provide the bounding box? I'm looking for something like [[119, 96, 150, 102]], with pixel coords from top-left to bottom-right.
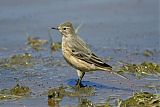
[[51, 27, 58, 30]]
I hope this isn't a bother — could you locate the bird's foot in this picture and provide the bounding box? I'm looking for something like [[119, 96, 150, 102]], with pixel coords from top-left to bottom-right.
[[76, 83, 86, 88], [76, 80, 86, 88]]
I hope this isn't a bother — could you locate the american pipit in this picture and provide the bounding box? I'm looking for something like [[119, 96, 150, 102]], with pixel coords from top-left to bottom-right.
[[51, 21, 127, 87]]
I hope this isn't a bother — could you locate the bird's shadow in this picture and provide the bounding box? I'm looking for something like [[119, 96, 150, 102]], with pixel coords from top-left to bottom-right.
[[67, 79, 134, 92]]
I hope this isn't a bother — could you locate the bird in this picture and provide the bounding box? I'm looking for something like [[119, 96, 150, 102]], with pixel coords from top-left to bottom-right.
[[51, 21, 127, 87]]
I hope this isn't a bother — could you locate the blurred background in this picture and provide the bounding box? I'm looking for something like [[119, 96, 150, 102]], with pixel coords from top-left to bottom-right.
[[0, 0, 158, 50]]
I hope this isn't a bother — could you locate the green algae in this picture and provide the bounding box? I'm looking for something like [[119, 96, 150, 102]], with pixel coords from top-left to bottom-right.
[[121, 92, 160, 107], [90, 92, 160, 107], [48, 91, 160, 107], [49, 89, 160, 107], [27, 36, 61, 52], [48, 86, 95, 106], [48, 86, 95, 98], [10, 84, 30, 96], [0, 84, 30, 101], [78, 98, 94, 107], [48, 86, 65, 100], [0, 53, 33, 69], [27, 36, 48, 51], [50, 42, 61, 52], [143, 50, 154, 57], [119, 61, 160, 78]]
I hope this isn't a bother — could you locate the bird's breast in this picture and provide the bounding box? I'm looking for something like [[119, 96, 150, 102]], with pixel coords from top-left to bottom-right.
[[61, 37, 97, 71], [61, 42, 95, 71]]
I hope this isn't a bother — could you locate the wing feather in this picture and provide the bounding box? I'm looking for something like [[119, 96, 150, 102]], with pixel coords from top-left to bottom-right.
[[71, 51, 112, 68], [69, 35, 112, 69]]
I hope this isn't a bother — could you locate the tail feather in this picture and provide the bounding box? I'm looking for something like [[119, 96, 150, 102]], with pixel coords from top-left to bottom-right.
[[111, 72, 129, 80], [99, 67, 129, 80]]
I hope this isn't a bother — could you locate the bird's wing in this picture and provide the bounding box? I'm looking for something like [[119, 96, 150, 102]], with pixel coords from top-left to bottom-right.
[[69, 35, 112, 69], [71, 50, 112, 68]]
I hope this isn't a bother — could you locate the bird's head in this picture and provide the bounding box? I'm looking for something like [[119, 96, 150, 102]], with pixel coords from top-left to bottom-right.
[[52, 21, 75, 37]]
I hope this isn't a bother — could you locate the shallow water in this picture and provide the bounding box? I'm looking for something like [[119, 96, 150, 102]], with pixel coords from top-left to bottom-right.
[[0, 0, 159, 107]]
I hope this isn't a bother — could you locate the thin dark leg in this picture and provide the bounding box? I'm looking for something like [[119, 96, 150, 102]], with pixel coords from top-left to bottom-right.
[[76, 70, 85, 87]]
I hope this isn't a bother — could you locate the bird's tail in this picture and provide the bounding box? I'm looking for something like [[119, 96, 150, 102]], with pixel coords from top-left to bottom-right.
[[100, 67, 129, 80], [110, 71, 129, 80]]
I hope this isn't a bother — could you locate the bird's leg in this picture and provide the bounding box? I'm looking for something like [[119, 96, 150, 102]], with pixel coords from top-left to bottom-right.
[[76, 70, 85, 87]]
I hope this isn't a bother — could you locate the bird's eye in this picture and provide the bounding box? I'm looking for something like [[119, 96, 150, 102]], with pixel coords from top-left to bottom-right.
[[63, 28, 66, 30]]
